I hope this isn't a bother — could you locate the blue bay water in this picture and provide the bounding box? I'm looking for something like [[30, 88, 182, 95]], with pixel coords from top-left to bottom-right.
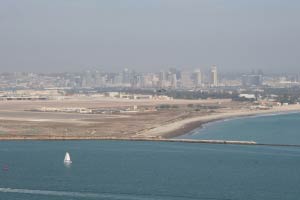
[[1, 113, 300, 199], [181, 112, 300, 144], [0, 140, 300, 200]]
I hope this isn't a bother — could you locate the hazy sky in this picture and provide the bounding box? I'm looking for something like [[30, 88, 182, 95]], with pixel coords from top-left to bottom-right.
[[0, 0, 299, 73]]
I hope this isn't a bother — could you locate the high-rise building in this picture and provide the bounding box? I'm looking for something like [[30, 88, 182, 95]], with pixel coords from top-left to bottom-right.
[[141, 74, 154, 88], [95, 71, 104, 87], [159, 71, 165, 82], [122, 68, 130, 84], [158, 71, 168, 88], [180, 71, 193, 88], [83, 70, 94, 87], [171, 74, 177, 89], [194, 69, 202, 86], [113, 74, 122, 85], [210, 65, 218, 87]]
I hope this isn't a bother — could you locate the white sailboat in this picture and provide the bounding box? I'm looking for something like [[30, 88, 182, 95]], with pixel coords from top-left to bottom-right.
[[64, 152, 72, 164]]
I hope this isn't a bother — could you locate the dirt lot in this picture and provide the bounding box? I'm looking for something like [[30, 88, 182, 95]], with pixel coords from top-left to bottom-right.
[[0, 98, 242, 138]]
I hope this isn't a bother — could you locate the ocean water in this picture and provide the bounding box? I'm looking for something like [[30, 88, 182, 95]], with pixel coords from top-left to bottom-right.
[[181, 112, 300, 144], [1, 140, 300, 200], [1, 113, 300, 199]]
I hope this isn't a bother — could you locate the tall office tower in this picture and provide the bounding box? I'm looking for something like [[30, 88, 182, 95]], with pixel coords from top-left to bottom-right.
[[142, 74, 153, 88], [131, 75, 142, 88], [122, 68, 130, 84], [194, 69, 202, 86], [159, 71, 165, 82], [180, 71, 194, 88], [83, 70, 94, 87], [152, 74, 160, 87], [210, 65, 218, 87], [113, 73, 122, 85], [158, 71, 166, 88], [171, 73, 177, 89], [94, 71, 104, 87]]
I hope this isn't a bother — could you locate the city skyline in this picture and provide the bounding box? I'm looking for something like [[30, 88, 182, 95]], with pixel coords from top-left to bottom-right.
[[1, 65, 300, 90], [1, 1, 300, 199]]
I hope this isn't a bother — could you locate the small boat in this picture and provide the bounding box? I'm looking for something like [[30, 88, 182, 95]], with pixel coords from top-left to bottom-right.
[[64, 152, 72, 164]]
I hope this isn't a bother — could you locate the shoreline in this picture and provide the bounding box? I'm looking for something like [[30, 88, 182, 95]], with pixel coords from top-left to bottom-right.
[[175, 110, 300, 139], [0, 105, 300, 141], [135, 105, 300, 139]]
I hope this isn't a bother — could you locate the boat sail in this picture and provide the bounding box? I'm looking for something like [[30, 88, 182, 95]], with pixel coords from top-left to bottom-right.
[[64, 152, 72, 164]]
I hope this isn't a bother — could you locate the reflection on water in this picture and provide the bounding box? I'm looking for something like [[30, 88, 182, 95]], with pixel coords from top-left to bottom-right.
[[64, 162, 72, 168]]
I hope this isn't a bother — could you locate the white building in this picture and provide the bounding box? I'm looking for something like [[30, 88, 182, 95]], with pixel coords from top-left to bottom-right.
[[210, 65, 218, 87]]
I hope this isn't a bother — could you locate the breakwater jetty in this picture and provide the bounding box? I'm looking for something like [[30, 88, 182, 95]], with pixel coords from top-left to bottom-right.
[[2, 135, 300, 147]]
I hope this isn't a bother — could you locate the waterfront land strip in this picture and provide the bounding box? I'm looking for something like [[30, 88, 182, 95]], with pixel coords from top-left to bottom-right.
[[0, 97, 299, 140]]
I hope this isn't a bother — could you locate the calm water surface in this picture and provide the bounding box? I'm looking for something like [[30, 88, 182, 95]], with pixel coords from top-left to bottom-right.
[[1, 113, 300, 199], [0, 141, 300, 200], [181, 112, 300, 144]]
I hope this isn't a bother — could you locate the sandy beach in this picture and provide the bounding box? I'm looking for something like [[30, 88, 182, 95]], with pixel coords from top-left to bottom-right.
[[135, 104, 300, 139], [0, 98, 299, 140]]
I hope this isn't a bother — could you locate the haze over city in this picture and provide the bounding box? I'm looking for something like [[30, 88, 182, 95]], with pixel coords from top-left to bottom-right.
[[2, 1, 300, 200], [1, 0, 300, 73]]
